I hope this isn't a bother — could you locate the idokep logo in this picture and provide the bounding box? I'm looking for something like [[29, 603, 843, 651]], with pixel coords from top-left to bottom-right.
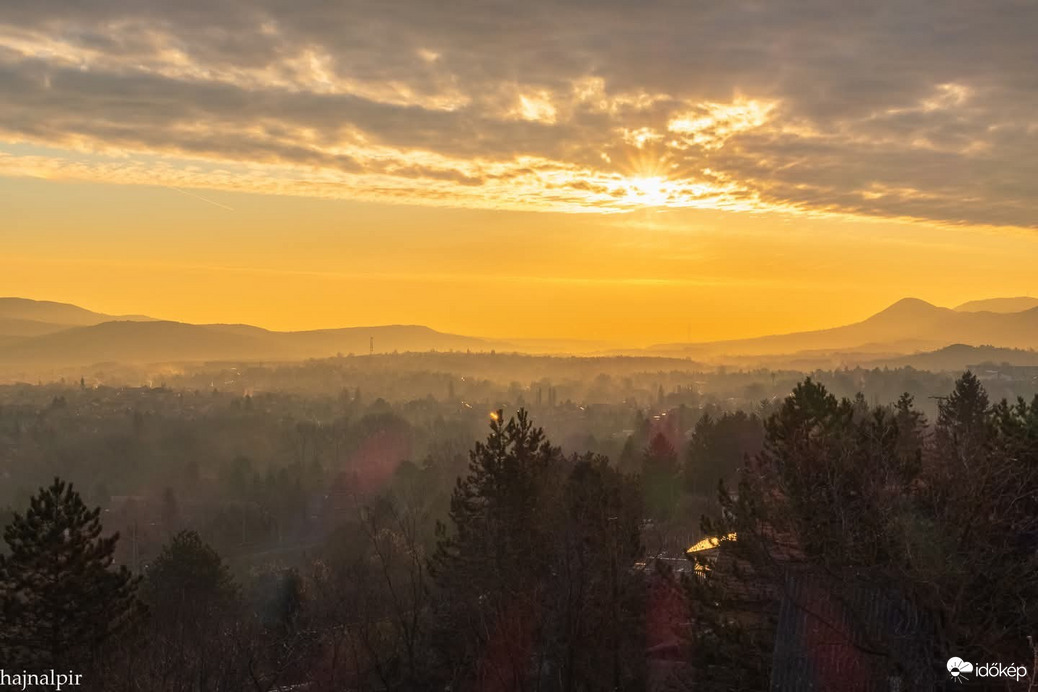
[[947, 656, 1028, 684], [947, 657, 974, 682]]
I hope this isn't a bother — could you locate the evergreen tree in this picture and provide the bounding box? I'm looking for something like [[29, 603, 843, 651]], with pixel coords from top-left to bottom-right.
[[642, 432, 679, 520], [547, 454, 646, 691], [686, 374, 1038, 688], [935, 369, 991, 469], [431, 409, 563, 689], [143, 530, 238, 621], [922, 372, 1038, 666], [0, 477, 138, 670], [431, 411, 648, 691], [160, 487, 179, 533], [893, 392, 926, 477], [684, 411, 765, 498], [137, 530, 242, 692], [994, 393, 1038, 467]]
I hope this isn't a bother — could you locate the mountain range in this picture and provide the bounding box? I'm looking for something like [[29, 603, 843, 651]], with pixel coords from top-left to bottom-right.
[[0, 299, 506, 367], [953, 297, 1038, 313], [647, 297, 1038, 360], [0, 296, 1036, 372]]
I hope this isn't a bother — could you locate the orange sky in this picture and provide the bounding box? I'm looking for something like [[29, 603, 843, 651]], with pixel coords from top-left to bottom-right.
[[2, 1, 1036, 346], [4, 177, 1037, 346]]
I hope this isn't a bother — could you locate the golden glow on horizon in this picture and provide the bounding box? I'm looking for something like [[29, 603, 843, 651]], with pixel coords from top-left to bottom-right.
[[4, 177, 1038, 345], [2, 7, 1036, 347]]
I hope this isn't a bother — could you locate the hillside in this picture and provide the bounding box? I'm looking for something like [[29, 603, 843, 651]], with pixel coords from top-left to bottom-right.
[[649, 298, 1038, 358], [0, 297, 153, 329], [5, 295, 1038, 370], [0, 320, 506, 367], [0, 298, 516, 367], [865, 344, 1038, 371], [955, 297, 1038, 313], [0, 316, 79, 338]]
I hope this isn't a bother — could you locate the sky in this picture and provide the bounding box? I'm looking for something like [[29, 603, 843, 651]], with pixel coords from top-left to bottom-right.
[[2, 0, 1037, 345]]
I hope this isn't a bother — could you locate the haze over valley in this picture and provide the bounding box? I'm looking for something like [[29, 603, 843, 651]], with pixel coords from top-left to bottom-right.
[[4, 0, 1038, 689], [2, 295, 1037, 378]]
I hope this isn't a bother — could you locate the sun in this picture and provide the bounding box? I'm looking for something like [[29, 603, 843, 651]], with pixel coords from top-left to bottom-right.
[[620, 176, 673, 206], [611, 143, 685, 207]]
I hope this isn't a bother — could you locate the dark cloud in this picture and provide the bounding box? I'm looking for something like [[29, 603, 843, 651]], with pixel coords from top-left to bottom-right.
[[0, 0, 1036, 224]]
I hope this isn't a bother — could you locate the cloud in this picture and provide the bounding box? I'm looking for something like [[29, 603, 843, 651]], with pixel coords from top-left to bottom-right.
[[0, 0, 1036, 226]]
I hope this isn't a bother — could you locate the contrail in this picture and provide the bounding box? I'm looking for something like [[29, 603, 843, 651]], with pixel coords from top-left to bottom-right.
[[166, 186, 235, 211]]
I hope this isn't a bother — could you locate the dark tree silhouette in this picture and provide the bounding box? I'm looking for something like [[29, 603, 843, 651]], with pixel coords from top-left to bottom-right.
[[684, 411, 765, 498], [136, 530, 243, 692], [643, 432, 680, 520], [687, 374, 1038, 690], [0, 477, 138, 670], [430, 410, 648, 691], [431, 409, 563, 690], [547, 454, 646, 691]]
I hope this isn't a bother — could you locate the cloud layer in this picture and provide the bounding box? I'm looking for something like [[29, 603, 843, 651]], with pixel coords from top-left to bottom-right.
[[1, 0, 1036, 225]]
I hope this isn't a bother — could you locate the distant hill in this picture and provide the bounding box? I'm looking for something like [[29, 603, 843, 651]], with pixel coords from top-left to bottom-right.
[[866, 344, 1038, 371], [0, 297, 153, 325], [0, 298, 518, 367], [954, 297, 1038, 313], [0, 297, 154, 338], [0, 319, 506, 367], [0, 317, 78, 338], [649, 298, 1038, 359], [5, 295, 1038, 370]]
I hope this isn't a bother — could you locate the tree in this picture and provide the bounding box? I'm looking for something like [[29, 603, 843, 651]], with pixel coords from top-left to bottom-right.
[[686, 374, 1038, 689], [546, 454, 646, 691], [160, 486, 179, 533], [934, 370, 991, 470], [143, 530, 238, 622], [687, 379, 924, 687], [920, 372, 1038, 668], [0, 477, 139, 670], [136, 530, 243, 692], [994, 393, 1038, 467], [307, 495, 431, 690], [684, 411, 765, 498], [431, 409, 563, 690], [429, 410, 650, 691], [642, 432, 680, 521]]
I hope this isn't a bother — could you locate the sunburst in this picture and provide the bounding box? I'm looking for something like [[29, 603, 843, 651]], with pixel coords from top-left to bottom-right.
[[619, 176, 672, 206], [612, 142, 682, 208]]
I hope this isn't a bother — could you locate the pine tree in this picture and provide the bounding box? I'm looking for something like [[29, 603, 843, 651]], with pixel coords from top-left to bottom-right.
[[684, 411, 765, 498], [160, 487, 179, 532], [935, 369, 991, 469], [0, 477, 139, 670], [548, 454, 646, 690], [893, 392, 926, 477], [686, 375, 1038, 688], [431, 409, 563, 689], [143, 530, 238, 622], [137, 530, 243, 692], [642, 432, 679, 520], [924, 373, 1038, 665], [433, 409, 561, 595]]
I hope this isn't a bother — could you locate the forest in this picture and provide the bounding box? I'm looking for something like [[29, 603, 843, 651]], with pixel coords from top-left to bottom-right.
[[5, 0, 1038, 686], [2, 364, 1037, 690]]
